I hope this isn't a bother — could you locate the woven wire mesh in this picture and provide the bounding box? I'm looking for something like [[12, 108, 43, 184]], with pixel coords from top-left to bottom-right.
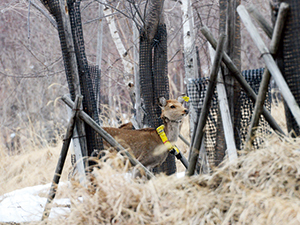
[[152, 24, 175, 175], [280, 0, 300, 135], [152, 24, 169, 127], [40, 0, 103, 158], [139, 24, 175, 175], [187, 68, 271, 165], [40, 0, 76, 101], [187, 77, 219, 166], [68, 0, 103, 156], [88, 65, 101, 102], [236, 69, 271, 149], [139, 29, 154, 127]]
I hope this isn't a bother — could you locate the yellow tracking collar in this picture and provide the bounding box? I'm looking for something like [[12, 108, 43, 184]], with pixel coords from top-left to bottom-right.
[[156, 125, 180, 155]]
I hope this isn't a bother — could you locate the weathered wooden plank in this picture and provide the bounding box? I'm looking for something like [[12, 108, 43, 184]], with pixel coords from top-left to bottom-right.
[[208, 45, 237, 161], [201, 26, 285, 136], [61, 95, 155, 179], [247, 4, 273, 39], [238, 5, 300, 128], [187, 34, 226, 176], [246, 3, 289, 146], [42, 95, 82, 221], [57, 0, 89, 170]]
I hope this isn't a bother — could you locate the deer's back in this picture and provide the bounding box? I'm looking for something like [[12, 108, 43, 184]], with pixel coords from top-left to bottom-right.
[[102, 127, 169, 168]]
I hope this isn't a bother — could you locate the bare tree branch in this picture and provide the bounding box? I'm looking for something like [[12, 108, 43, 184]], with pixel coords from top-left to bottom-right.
[[26, 0, 57, 29]]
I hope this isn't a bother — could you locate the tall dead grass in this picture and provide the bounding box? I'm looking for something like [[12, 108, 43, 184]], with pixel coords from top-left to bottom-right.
[[3, 103, 300, 224], [38, 132, 300, 225], [0, 140, 72, 196]]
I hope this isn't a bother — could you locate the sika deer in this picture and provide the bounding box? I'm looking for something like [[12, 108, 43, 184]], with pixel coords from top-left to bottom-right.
[[102, 97, 188, 170]]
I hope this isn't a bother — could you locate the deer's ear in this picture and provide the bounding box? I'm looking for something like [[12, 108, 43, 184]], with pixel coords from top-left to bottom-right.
[[158, 97, 167, 107], [177, 96, 185, 104]]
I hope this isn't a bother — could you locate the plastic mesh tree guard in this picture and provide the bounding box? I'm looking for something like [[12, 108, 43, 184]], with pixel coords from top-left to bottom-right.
[[153, 24, 169, 127], [187, 68, 271, 165], [40, 0, 77, 101], [68, 0, 103, 158], [139, 24, 176, 175], [139, 29, 155, 127], [152, 24, 175, 175], [279, 0, 300, 135], [236, 69, 271, 149], [88, 65, 101, 103], [187, 77, 219, 166], [40, 0, 103, 160]]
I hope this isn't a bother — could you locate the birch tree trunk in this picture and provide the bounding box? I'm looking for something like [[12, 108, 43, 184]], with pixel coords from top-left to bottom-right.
[[103, 0, 133, 84], [181, 0, 198, 80], [181, 0, 198, 138], [96, 1, 104, 109], [133, 20, 143, 128]]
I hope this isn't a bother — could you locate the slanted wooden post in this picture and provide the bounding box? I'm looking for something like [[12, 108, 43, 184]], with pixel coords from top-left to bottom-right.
[[187, 34, 226, 176], [247, 4, 273, 39], [42, 95, 82, 221], [217, 70, 238, 161], [61, 95, 155, 179], [208, 45, 238, 161], [268, 3, 289, 55], [201, 26, 285, 136], [237, 5, 300, 128], [246, 3, 289, 146], [55, 0, 88, 175]]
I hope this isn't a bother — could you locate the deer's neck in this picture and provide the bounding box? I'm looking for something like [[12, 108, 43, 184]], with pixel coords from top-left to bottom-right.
[[162, 117, 181, 142]]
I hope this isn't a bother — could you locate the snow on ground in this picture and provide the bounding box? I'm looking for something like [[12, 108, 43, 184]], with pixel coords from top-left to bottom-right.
[[0, 183, 70, 223], [0, 172, 185, 223]]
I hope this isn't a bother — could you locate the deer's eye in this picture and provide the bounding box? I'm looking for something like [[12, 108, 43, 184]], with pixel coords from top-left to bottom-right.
[[170, 105, 176, 109]]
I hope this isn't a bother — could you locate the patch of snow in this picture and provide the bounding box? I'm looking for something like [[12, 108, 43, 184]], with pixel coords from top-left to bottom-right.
[[0, 172, 186, 223], [176, 172, 185, 178], [0, 183, 70, 223]]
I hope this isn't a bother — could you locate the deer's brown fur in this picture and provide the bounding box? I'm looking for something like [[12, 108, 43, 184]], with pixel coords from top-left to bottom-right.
[[102, 97, 188, 170]]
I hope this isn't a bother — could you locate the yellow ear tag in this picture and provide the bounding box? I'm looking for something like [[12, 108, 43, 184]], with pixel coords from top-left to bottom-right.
[[182, 96, 189, 102]]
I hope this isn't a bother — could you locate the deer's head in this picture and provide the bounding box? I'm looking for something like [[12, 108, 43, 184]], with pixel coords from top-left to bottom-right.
[[158, 96, 189, 122]]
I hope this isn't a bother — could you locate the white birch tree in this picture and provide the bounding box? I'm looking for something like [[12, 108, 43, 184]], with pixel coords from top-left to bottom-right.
[[102, 0, 134, 85], [181, 0, 198, 136]]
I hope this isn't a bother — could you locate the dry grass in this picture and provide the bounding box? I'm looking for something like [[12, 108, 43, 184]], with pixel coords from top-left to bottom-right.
[[0, 140, 72, 196], [2, 103, 300, 224], [271, 101, 288, 134], [37, 133, 300, 225]]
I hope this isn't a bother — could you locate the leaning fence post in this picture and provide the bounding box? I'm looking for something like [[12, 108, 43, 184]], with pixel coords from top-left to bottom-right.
[[42, 95, 82, 221], [187, 34, 226, 176], [247, 4, 273, 39], [237, 5, 300, 128], [200, 26, 285, 136], [61, 95, 155, 179], [245, 3, 289, 147], [208, 44, 238, 161]]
